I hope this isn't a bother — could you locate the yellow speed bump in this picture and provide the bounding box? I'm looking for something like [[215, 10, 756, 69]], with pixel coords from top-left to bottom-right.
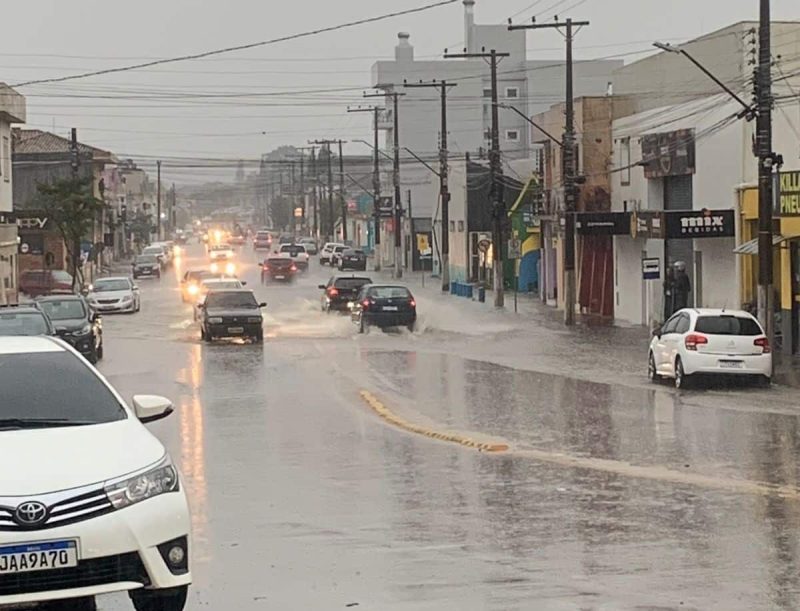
[[360, 390, 509, 453]]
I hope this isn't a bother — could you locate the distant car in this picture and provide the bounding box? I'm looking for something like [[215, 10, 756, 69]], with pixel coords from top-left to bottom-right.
[[253, 230, 273, 251], [649, 308, 772, 388], [198, 289, 266, 343], [319, 242, 344, 265], [229, 234, 246, 246], [142, 245, 168, 269], [299, 237, 318, 255], [338, 248, 367, 271], [329, 245, 348, 267], [262, 255, 298, 283], [319, 275, 373, 313], [37, 294, 103, 363], [351, 284, 417, 333], [209, 243, 234, 261], [19, 269, 74, 298], [0, 304, 56, 336], [87, 276, 140, 314], [278, 234, 294, 245], [132, 254, 161, 279], [278, 243, 309, 271], [193, 278, 246, 321]]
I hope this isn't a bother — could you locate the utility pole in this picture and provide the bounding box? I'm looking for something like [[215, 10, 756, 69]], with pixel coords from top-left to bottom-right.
[[757, 0, 775, 346], [404, 79, 456, 290], [171, 183, 176, 234], [311, 139, 347, 241], [445, 48, 510, 306], [299, 151, 305, 237], [509, 18, 589, 325], [156, 160, 162, 241], [69, 128, 80, 288], [290, 161, 297, 238], [338, 140, 347, 242], [347, 105, 384, 270], [309, 147, 318, 240]]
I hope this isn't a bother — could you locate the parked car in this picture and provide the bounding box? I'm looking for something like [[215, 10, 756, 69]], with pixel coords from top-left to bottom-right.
[[253, 230, 273, 251], [87, 276, 140, 314], [198, 289, 266, 343], [132, 254, 161, 279], [299, 237, 318, 255], [0, 304, 56, 336], [37, 294, 104, 364], [278, 243, 309, 271], [19, 269, 74, 298], [319, 242, 344, 266], [319, 275, 373, 313], [351, 284, 417, 333], [0, 335, 191, 611], [648, 308, 772, 388], [329, 245, 348, 267], [262, 255, 298, 283], [338, 248, 368, 271]]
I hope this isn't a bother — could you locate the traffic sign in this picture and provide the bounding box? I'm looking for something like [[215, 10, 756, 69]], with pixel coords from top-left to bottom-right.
[[642, 257, 661, 280]]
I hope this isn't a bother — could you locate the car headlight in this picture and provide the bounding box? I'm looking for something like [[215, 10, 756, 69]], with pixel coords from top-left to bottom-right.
[[121, 295, 133, 302], [187, 284, 199, 295], [225, 262, 236, 275], [246, 317, 262, 323], [74, 324, 93, 336], [105, 456, 179, 510], [210, 262, 219, 273], [208, 317, 223, 323]]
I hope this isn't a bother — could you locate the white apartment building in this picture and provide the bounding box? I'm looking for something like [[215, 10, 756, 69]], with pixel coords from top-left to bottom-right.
[[0, 84, 26, 304]]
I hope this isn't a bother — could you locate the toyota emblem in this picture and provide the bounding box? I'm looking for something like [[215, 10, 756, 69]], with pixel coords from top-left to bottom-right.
[[14, 501, 48, 527]]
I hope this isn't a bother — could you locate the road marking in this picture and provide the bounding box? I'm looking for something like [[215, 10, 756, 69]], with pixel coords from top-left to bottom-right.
[[359, 390, 509, 453]]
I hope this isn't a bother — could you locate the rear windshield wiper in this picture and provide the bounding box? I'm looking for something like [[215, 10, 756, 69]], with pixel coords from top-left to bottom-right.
[[0, 418, 96, 430]]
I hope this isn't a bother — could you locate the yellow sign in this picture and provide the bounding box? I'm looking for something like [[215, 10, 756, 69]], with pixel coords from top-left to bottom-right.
[[416, 233, 429, 253], [780, 171, 800, 216]]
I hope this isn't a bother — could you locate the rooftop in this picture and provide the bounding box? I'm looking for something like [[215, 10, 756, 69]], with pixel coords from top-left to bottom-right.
[[12, 129, 116, 162]]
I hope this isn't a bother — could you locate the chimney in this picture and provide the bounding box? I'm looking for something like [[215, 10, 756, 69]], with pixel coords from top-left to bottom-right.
[[395, 32, 414, 62], [464, 0, 476, 53]]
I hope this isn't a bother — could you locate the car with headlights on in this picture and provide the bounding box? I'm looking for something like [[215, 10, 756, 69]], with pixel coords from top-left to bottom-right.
[[0, 304, 56, 336], [36, 294, 103, 364], [319, 275, 373, 313], [648, 308, 772, 388], [141, 245, 167, 270], [180, 270, 221, 303], [132, 255, 161, 280], [0, 335, 191, 611], [198, 289, 266, 343], [351, 284, 417, 333], [87, 277, 140, 314]]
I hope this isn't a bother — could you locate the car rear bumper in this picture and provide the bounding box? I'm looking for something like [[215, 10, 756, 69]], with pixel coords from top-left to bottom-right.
[[364, 312, 416, 328], [682, 352, 772, 377], [0, 491, 191, 605], [264, 272, 295, 281], [327, 298, 355, 311]]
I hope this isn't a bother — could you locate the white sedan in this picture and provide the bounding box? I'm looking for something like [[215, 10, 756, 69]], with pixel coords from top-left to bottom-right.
[[648, 308, 772, 388], [87, 276, 140, 314], [0, 336, 191, 610]]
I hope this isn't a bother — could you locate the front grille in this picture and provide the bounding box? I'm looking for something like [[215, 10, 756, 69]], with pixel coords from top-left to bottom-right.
[[0, 489, 113, 532], [0, 552, 149, 596], [97, 299, 118, 305]]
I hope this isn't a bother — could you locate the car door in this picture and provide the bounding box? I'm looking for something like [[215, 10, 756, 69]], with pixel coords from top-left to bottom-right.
[[661, 314, 688, 375], [655, 314, 680, 373]]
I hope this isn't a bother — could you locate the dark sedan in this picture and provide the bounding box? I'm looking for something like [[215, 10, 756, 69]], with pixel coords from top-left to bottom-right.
[[351, 284, 417, 333], [0, 305, 56, 337], [36, 294, 103, 363], [132, 254, 161, 279], [199, 289, 266, 343], [338, 248, 367, 271], [319, 275, 373, 312], [261, 256, 297, 283]]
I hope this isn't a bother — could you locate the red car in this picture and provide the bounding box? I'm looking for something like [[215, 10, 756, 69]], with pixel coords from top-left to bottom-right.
[[19, 269, 74, 298], [261, 256, 297, 283]]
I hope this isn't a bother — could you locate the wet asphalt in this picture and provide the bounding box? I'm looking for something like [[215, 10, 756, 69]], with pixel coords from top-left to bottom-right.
[[94, 242, 800, 611]]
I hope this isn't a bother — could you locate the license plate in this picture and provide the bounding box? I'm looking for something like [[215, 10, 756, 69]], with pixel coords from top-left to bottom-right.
[[228, 327, 244, 334], [275, 275, 285, 280], [383, 306, 399, 311], [719, 360, 744, 369], [140, 270, 151, 274], [0, 540, 78, 574]]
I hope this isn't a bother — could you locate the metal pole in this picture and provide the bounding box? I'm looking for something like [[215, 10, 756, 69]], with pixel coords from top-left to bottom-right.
[[440, 82, 451, 291], [392, 93, 403, 279], [339, 140, 347, 242], [373, 108, 382, 270], [310, 147, 318, 241], [156, 160, 162, 241], [564, 20, 577, 326], [489, 50, 504, 307]]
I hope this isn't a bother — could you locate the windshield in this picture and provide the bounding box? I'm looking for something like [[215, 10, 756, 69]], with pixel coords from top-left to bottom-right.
[[202, 281, 241, 290], [0, 351, 126, 426], [136, 255, 158, 265], [205, 292, 258, 309], [335, 278, 372, 290], [368, 287, 412, 299], [38, 299, 86, 321], [0, 312, 49, 336], [93, 279, 130, 292], [280, 245, 305, 255], [142, 246, 162, 255], [695, 316, 762, 336], [212, 244, 232, 251]]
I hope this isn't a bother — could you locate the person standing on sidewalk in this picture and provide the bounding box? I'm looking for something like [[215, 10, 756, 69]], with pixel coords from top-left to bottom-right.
[[673, 261, 691, 310], [664, 266, 676, 319]]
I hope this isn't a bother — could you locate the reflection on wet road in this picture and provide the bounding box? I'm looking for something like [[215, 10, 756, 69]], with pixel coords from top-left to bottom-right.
[[95, 243, 800, 610]]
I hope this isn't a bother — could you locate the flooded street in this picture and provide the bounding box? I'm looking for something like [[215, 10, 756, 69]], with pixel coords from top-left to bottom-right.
[[86, 244, 800, 611]]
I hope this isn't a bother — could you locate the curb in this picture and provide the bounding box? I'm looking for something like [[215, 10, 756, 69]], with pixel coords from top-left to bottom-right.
[[359, 390, 509, 453]]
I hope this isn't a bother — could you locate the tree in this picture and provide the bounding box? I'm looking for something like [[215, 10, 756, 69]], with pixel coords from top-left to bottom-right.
[[36, 176, 105, 290], [129, 210, 155, 250]]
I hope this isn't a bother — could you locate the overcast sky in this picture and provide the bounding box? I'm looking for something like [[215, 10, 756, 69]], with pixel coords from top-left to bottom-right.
[[2, 0, 797, 184]]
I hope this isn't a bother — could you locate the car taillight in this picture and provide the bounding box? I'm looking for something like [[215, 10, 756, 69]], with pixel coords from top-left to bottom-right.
[[262, 264, 269, 271], [290, 265, 298, 271], [328, 288, 339, 297], [409, 299, 416, 308], [685, 333, 708, 351], [361, 299, 370, 310], [754, 336, 771, 353]]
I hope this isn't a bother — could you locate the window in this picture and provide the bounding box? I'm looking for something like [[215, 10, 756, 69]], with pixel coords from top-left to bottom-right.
[[506, 130, 520, 142], [482, 88, 492, 98], [1, 136, 9, 181], [675, 314, 691, 334], [449, 221, 455, 232], [505, 87, 519, 99], [694, 316, 763, 336], [457, 220, 465, 232], [620, 137, 631, 186], [662, 315, 681, 334]]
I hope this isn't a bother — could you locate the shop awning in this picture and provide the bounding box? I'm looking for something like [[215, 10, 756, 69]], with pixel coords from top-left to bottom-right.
[[733, 234, 800, 255]]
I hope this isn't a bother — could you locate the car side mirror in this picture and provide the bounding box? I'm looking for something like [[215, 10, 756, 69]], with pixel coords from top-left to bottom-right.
[[318, 284, 326, 290], [133, 394, 174, 423], [651, 327, 661, 338], [132, 285, 139, 291], [259, 302, 267, 308], [241, 281, 247, 286]]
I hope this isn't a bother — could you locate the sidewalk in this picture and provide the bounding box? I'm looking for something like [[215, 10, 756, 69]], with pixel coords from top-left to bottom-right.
[[374, 265, 800, 389]]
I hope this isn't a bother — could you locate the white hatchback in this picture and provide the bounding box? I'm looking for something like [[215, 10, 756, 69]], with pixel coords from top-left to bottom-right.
[[648, 308, 772, 388], [0, 336, 191, 610]]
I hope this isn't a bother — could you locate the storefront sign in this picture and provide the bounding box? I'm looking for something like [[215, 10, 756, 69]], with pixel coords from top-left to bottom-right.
[[18, 233, 44, 255], [778, 171, 800, 216], [575, 212, 632, 235], [641, 129, 696, 178], [642, 258, 661, 280], [664, 209, 735, 239], [15, 213, 51, 231], [630, 210, 664, 239]]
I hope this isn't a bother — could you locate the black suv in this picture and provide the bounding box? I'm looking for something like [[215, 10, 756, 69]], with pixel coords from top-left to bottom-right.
[[319, 275, 373, 312], [351, 284, 416, 333], [132, 254, 161, 279], [199, 289, 266, 343], [37, 295, 104, 363], [0, 304, 56, 336]]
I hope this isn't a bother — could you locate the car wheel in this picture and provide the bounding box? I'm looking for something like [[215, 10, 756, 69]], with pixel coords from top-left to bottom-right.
[[130, 585, 188, 611], [674, 357, 690, 389], [96, 341, 104, 361], [648, 352, 661, 383], [253, 332, 264, 344], [45, 596, 97, 611], [359, 318, 366, 334], [757, 375, 771, 388], [87, 346, 99, 365], [407, 322, 416, 333]]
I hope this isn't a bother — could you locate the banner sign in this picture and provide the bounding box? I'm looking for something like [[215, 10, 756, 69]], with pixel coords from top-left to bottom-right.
[[778, 171, 800, 216], [575, 212, 632, 235]]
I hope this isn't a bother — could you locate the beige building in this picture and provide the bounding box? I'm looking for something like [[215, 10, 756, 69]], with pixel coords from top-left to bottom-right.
[[0, 84, 26, 304]]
